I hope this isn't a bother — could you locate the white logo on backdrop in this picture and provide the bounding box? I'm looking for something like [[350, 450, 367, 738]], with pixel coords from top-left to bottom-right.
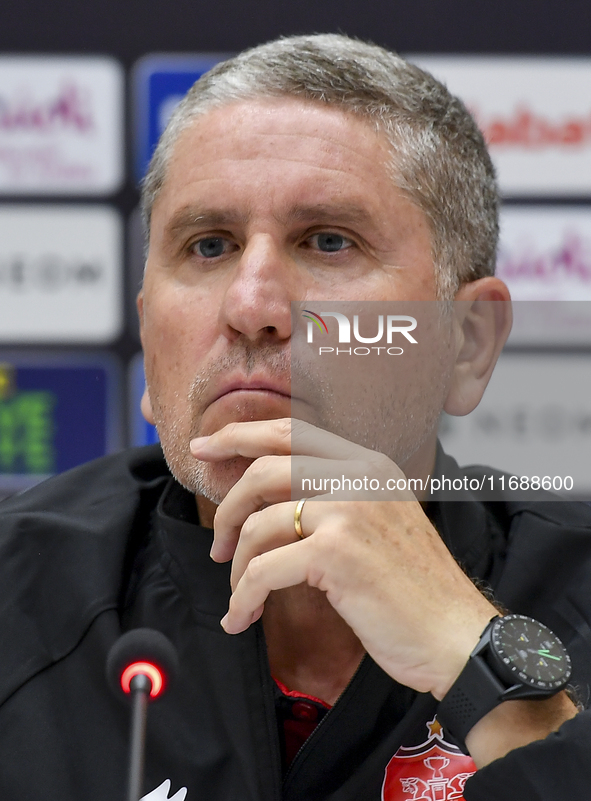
[[440, 354, 591, 495], [0, 57, 123, 194], [0, 206, 122, 342], [409, 56, 591, 195]]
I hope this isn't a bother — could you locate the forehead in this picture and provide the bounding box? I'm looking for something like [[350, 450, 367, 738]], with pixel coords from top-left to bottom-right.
[[154, 97, 399, 219]]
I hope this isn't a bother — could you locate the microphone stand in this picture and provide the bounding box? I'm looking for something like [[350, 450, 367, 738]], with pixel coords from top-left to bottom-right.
[[106, 628, 178, 801], [127, 673, 152, 801]]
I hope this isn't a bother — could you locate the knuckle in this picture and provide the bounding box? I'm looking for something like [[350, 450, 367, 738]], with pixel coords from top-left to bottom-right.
[[274, 418, 292, 445], [212, 499, 230, 528], [371, 451, 395, 473], [218, 421, 240, 443], [311, 523, 341, 558], [240, 511, 260, 541], [319, 526, 342, 553], [229, 421, 243, 437], [246, 454, 274, 480], [245, 553, 265, 582]]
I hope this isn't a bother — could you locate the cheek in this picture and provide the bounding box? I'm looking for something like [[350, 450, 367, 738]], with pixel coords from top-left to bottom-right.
[[141, 294, 215, 404]]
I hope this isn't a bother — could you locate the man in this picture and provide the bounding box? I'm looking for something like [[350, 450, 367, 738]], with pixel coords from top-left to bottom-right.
[[0, 33, 590, 800]]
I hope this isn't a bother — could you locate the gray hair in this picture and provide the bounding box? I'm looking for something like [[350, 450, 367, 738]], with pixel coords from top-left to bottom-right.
[[141, 33, 499, 298]]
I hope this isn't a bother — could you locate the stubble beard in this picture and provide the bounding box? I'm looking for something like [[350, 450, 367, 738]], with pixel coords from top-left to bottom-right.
[[149, 343, 291, 504], [150, 314, 454, 504]]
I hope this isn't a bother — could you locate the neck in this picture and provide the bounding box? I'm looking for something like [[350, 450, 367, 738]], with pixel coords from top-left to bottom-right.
[[399, 431, 439, 501], [262, 585, 365, 706], [196, 494, 217, 529]]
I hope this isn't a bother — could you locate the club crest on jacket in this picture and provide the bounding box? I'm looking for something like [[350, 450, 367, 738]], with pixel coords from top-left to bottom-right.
[[382, 717, 476, 800]]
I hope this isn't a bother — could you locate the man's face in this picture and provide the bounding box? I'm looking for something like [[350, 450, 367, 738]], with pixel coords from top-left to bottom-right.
[[139, 97, 453, 500]]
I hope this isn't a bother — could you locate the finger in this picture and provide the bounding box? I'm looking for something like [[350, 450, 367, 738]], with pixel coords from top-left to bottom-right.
[[211, 455, 291, 562], [190, 417, 377, 462], [221, 538, 316, 634], [229, 500, 306, 589], [190, 418, 292, 461], [211, 454, 379, 562], [290, 418, 369, 459]]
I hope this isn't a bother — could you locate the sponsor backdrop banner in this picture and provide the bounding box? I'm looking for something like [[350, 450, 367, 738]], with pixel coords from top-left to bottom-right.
[[499, 207, 591, 345], [499, 206, 591, 301], [133, 53, 231, 182], [0, 353, 122, 497], [0, 56, 123, 195], [0, 205, 123, 343], [1, 50, 589, 489], [410, 56, 591, 196], [439, 352, 591, 497]]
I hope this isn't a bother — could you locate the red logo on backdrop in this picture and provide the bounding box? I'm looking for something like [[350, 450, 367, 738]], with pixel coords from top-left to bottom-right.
[[471, 105, 591, 149], [382, 717, 476, 801]]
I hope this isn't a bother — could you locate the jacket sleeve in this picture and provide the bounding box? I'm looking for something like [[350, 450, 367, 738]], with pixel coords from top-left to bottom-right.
[[464, 711, 591, 799]]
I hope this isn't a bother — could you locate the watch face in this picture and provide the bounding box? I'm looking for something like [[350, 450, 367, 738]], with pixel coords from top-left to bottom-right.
[[492, 615, 572, 690]]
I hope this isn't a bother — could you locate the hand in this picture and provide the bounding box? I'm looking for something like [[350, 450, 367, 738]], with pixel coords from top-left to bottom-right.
[[190, 418, 496, 699]]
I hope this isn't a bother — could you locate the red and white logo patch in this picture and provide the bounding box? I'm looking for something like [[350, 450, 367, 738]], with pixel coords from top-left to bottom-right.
[[382, 717, 476, 800]]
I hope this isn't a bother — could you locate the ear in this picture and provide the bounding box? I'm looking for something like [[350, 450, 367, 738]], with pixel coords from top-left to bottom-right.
[[140, 387, 156, 425], [137, 290, 145, 341], [136, 290, 156, 425], [444, 277, 512, 416]]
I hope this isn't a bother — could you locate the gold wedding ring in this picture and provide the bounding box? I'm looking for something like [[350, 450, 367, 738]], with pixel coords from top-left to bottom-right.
[[294, 498, 307, 540]]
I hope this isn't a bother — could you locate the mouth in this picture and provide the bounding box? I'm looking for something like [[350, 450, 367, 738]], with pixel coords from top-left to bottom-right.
[[212, 378, 292, 404]]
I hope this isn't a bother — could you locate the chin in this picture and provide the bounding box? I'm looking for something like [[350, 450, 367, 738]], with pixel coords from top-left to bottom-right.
[[166, 450, 253, 505]]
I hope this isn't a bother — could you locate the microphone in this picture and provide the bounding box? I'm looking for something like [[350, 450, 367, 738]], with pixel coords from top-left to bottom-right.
[[107, 629, 179, 801]]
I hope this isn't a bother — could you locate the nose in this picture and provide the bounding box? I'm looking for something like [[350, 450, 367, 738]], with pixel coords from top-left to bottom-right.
[[219, 234, 294, 343]]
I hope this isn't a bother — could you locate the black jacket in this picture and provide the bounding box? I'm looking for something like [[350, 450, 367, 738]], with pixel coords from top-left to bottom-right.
[[1, 445, 591, 800]]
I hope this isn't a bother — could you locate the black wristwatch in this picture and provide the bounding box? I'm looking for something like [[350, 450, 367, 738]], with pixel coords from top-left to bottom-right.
[[437, 614, 572, 752]]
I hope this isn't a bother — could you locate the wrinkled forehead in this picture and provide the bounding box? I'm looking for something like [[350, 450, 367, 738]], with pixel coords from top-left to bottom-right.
[[160, 96, 394, 193]]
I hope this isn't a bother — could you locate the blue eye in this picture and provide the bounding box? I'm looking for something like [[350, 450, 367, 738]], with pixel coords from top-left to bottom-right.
[[311, 233, 351, 252], [196, 237, 226, 258]]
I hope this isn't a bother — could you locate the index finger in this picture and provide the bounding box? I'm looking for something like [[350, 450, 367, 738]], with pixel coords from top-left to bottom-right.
[[190, 418, 292, 460], [190, 417, 369, 461]]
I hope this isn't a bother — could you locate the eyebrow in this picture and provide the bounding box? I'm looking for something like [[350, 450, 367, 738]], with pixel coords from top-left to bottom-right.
[[165, 206, 250, 237], [163, 201, 377, 241], [280, 203, 375, 228]]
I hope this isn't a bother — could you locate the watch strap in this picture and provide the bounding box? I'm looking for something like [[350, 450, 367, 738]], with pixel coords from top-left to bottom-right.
[[437, 650, 506, 751]]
